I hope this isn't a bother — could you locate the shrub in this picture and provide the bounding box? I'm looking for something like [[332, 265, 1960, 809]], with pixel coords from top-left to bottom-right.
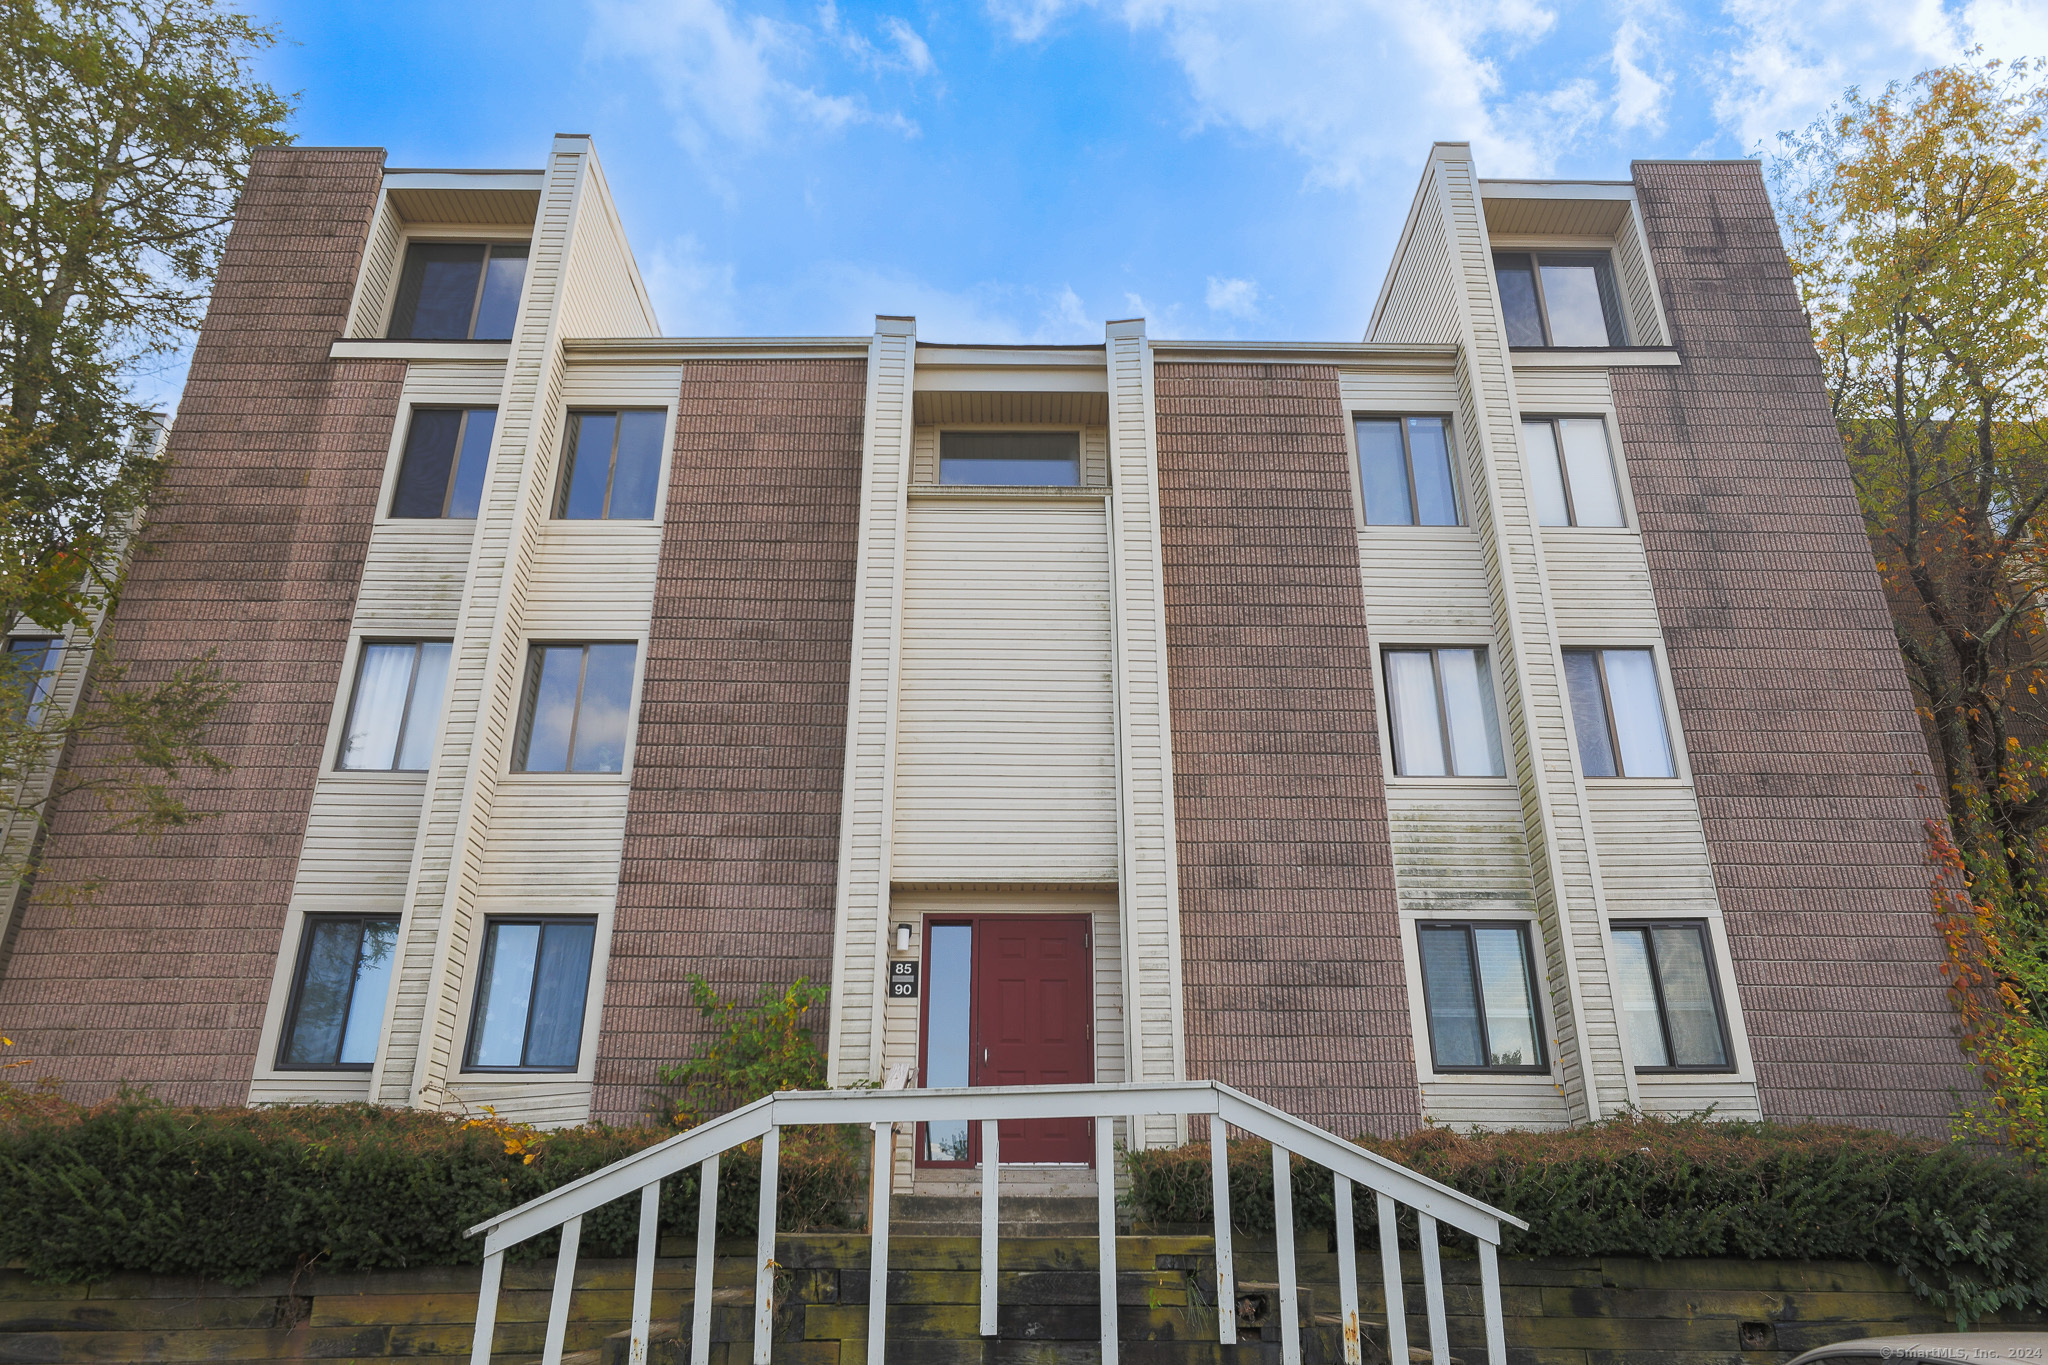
[[0, 1093, 865, 1286], [648, 976, 832, 1130], [1124, 1114, 2048, 1327]]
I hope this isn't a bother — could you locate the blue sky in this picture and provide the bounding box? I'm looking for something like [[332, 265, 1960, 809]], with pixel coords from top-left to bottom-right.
[[236, 0, 2046, 353]]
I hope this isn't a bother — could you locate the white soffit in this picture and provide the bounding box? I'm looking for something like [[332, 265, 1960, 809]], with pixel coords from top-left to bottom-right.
[[913, 390, 1110, 425], [384, 170, 545, 226], [1479, 180, 1635, 238]]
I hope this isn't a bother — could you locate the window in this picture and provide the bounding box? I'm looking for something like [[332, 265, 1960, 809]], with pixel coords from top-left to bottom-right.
[[1416, 922, 1547, 1072], [392, 408, 495, 518], [514, 643, 638, 773], [938, 431, 1080, 487], [465, 918, 598, 1071], [1493, 252, 1627, 348], [1383, 647, 1505, 777], [387, 241, 529, 340], [557, 411, 665, 520], [339, 642, 451, 771], [5, 636, 62, 725], [1563, 648, 1674, 777], [1610, 921, 1732, 1071], [277, 916, 398, 1069], [1523, 418, 1625, 527], [1355, 416, 1458, 526]]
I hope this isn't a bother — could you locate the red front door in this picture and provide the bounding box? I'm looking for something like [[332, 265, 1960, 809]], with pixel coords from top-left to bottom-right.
[[978, 917, 1094, 1163], [916, 915, 1095, 1166]]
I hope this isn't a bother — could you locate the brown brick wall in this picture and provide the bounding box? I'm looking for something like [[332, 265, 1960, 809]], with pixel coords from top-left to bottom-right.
[[591, 359, 865, 1124], [1154, 362, 1422, 1137], [0, 148, 401, 1103], [1613, 159, 1973, 1131]]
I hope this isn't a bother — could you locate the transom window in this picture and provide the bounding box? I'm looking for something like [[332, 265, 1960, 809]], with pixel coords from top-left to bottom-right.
[[387, 241, 529, 341], [557, 411, 665, 520], [277, 915, 398, 1070], [938, 431, 1080, 486], [1562, 647, 1674, 778], [5, 636, 63, 726], [1416, 921, 1547, 1072], [339, 641, 451, 771], [514, 642, 638, 773], [1523, 418, 1625, 527], [464, 917, 597, 1071], [1383, 646, 1505, 777], [1355, 416, 1458, 526], [392, 408, 494, 518], [1611, 921, 1732, 1071], [1494, 251, 1627, 348]]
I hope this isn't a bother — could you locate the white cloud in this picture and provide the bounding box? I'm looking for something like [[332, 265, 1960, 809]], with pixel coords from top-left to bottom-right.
[[1610, 13, 1669, 133], [645, 236, 740, 336], [588, 0, 916, 161], [797, 267, 1106, 343], [882, 16, 936, 74], [983, 0, 1646, 182], [1204, 275, 1259, 318]]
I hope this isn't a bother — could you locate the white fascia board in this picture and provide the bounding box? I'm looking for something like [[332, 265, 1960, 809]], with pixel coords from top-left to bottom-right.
[[561, 337, 870, 359], [330, 339, 512, 361], [1509, 347, 1680, 368], [382, 170, 547, 192], [1478, 179, 1636, 201], [1151, 339, 1458, 366], [913, 367, 1106, 394], [914, 345, 1107, 368]]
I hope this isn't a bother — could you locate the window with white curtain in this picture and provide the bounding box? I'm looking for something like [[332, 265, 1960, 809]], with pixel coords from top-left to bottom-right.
[[1561, 647, 1675, 778], [1383, 646, 1506, 777], [1610, 921, 1732, 1070], [338, 641, 452, 771], [1523, 418, 1625, 527]]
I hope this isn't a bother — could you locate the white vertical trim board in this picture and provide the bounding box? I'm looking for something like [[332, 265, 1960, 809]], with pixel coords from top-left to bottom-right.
[[825, 318, 916, 1086]]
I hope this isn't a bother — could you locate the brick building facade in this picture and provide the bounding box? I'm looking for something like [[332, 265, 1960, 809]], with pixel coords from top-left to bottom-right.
[[0, 137, 1972, 1152]]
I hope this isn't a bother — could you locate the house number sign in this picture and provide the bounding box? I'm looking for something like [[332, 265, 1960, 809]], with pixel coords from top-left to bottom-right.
[[889, 961, 919, 998]]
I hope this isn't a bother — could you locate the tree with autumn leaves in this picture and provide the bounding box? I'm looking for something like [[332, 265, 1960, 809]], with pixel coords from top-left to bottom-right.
[[1775, 57, 2048, 1153]]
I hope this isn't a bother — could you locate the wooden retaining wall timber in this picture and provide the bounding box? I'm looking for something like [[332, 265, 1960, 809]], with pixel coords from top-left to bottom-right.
[[2, 1234, 2040, 1364]]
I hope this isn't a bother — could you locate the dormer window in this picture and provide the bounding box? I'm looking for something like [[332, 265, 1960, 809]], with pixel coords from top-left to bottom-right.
[[1493, 251, 1626, 348], [938, 431, 1080, 486], [387, 241, 529, 340]]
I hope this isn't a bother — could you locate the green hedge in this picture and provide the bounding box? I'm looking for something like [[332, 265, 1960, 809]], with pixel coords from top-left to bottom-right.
[[1125, 1115, 2048, 1326], [0, 1095, 865, 1286]]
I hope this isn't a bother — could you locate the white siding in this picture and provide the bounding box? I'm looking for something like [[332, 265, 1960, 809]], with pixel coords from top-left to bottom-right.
[[1387, 785, 1536, 914], [1370, 194, 1463, 345], [1611, 208, 1670, 347], [346, 195, 403, 339], [825, 320, 916, 1086], [892, 500, 1118, 882]]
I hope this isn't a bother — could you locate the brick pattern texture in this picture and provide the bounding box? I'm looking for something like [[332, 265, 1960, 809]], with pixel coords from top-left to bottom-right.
[[0, 148, 401, 1102], [1613, 160, 1974, 1131], [592, 359, 865, 1124], [1154, 362, 1422, 1137]]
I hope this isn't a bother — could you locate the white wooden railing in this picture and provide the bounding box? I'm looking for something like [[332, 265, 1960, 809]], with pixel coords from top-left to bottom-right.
[[463, 1080, 1526, 1365]]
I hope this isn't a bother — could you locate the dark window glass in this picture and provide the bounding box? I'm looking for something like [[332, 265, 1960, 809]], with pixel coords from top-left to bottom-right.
[[922, 922, 973, 1162], [514, 642, 639, 773], [392, 408, 495, 518], [1355, 416, 1458, 526], [465, 918, 597, 1070], [339, 641, 451, 771], [939, 431, 1081, 486], [1417, 922, 1546, 1071], [1561, 647, 1674, 778], [278, 916, 399, 1069], [6, 636, 63, 726], [1492, 251, 1627, 347], [1493, 254, 1545, 346], [387, 242, 529, 340], [558, 411, 666, 519], [1611, 922, 1732, 1070]]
